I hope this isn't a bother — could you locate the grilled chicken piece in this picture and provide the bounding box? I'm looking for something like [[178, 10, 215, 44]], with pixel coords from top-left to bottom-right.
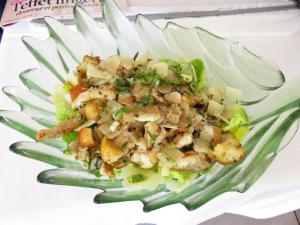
[[36, 117, 81, 141], [72, 88, 104, 108], [130, 150, 158, 169], [174, 133, 193, 148], [136, 105, 160, 122], [172, 151, 211, 172]]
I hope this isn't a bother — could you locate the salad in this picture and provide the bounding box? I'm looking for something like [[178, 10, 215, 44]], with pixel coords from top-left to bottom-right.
[[36, 54, 249, 191]]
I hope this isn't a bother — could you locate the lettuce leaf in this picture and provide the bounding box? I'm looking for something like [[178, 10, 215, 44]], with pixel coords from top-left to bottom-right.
[[234, 126, 249, 141], [52, 87, 77, 122], [169, 170, 194, 183], [127, 173, 148, 184], [224, 108, 249, 141], [190, 58, 206, 93], [62, 132, 77, 143], [63, 82, 72, 93], [159, 58, 181, 75]]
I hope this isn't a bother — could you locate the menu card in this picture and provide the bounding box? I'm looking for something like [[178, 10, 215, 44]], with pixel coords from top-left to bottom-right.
[[0, 0, 128, 26]]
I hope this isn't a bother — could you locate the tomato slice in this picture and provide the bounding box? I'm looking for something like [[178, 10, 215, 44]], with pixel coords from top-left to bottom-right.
[[69, 84, 88, 101]]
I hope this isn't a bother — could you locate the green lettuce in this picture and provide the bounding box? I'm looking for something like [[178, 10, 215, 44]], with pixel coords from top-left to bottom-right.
[[63, 82, 72, 93], [127, 173, 148, 184], [159, 58, 181, 75], [169, 170, 194, 183], [160, 58, 206, 93], [52, 87, 77, 122], [224, 108, 249, 141], [190, 58, 206, 93]]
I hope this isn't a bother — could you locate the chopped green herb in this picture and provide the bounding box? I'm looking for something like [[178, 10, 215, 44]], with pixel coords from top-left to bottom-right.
[[63, 82, 72, 93], [169, 170, 194, 183], [152, 165, 160, 173], [115, 78, 131, 94], [127, 173, 148, 184], [149, 133, 159, 145], [138, 94, 153, 107], [62, 132, 77, 144], [130, 69, 163, 87], [63, 146, 72, 155], [93, 170, 102, 177], [114, 107, 129, 120], [159, 58, 181, 75], [198, 165, 212, 175], [114, 169, 122, 176]]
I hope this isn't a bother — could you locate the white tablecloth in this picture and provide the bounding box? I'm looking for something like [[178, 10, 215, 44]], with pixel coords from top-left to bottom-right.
[[1, 9, 300, 225]]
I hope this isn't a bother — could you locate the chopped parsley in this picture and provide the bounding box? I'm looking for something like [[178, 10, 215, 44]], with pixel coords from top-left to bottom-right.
[[127, 173, 148, 184], [63, 82, 72, 93], [63, 146, 72, 155], [63, 132, 77, 143], [115, 78, 131, 94], [138, 94, 153, 107], [130, 69, 163, 87], [159, 58, 181, 75], [113, 106, 129, 120], [187, 116, 193, 126], [149, 133, 159, 146], [93, 170, 102, 177]]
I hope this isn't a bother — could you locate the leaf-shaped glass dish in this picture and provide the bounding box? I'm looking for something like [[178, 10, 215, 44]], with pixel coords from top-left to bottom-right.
[[1, 0, 300, 212]]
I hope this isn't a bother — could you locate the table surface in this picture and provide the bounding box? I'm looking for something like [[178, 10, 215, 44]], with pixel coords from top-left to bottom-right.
[[1, 8, 300, 225]]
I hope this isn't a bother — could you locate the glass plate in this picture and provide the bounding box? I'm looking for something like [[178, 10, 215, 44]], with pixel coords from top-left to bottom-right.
[[1, 0, 300, 212]]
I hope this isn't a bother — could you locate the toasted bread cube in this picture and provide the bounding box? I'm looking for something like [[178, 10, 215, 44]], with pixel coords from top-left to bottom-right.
[[208, 138, 244, 165], [100, 137, 124, 164], [83, 55, 100, 65], [84, 100, 101, 121], [78, 128, 95, 148]]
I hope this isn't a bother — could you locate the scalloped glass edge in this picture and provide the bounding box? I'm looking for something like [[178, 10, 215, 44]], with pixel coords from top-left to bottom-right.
[[0, 0, 300, 212]]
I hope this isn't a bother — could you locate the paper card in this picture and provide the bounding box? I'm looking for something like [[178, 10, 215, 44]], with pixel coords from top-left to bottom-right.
[[0, 0, 128, 26]]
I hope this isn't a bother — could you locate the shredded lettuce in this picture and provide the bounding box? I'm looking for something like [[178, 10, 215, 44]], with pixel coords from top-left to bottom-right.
[[63, 82, 72, 93], [130, 68, 163, 87], [127, 173, 148, 184], [234, 126, 249, 141], [224, 108, 248, 131], [224, 108, 249, 141], [169, 170, 194, 183], [160, 58, 206, 92], [138, 94, 153, 107], [52, 87, 77, 122], [113, 106, 129, 120], [159, 58, 181, 75], [63, 132, 77, 154], [62, 132, 77, 143], [190, 58, 206, 93], [180, 63, 194, 82], [115, 78, 131, 94]]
